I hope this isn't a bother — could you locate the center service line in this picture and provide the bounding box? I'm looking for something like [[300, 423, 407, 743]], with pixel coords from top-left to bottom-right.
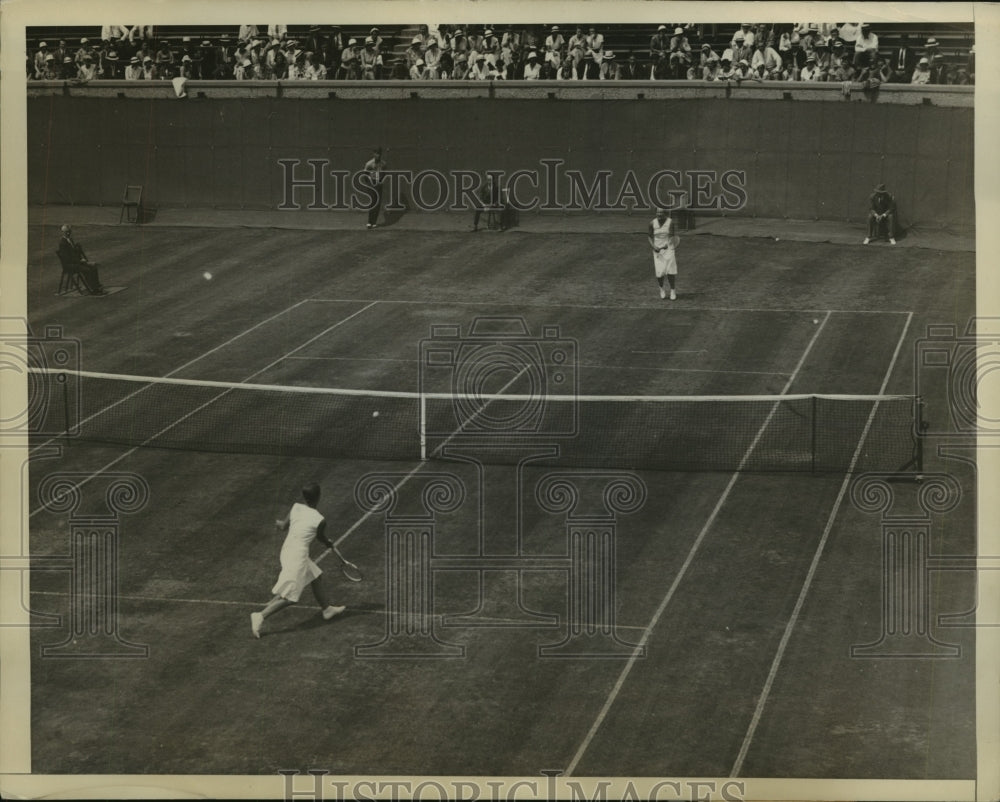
[[729, 310, 913, 777], [564, 310, 833, 776]]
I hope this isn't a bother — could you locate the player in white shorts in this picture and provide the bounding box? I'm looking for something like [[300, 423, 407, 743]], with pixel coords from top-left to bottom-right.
[[648, 207, 679, 300]]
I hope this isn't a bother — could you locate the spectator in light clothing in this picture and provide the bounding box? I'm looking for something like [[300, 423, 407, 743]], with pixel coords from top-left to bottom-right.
[[702, 54, 722, 80], [42, 54, 59, 80], [911, 56, 931, 84], [124, 55, 142, 79], [799, 54, 820, 81], [750, 39, 783, 78], [360, 39, 380, 79], [669, 27, 691, 78], [855, 24, 878, 59], [545, 26, 565, 57], [467, 54, 491, 80], [423, 39, 442, 78], [523, 51, 542, 79]]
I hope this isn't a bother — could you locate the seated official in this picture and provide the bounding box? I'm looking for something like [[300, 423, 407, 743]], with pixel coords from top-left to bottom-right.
[[57, 224, 107, 294], [863, 184, 896, 245]]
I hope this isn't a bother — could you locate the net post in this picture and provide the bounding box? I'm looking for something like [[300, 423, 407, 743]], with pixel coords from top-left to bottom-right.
[[810, 395, 817, 474], [419, 393, 426, 461]]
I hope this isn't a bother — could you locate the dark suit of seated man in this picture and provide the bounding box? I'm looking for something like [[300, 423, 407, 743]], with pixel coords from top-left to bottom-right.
[[57, 224, 107, 294]]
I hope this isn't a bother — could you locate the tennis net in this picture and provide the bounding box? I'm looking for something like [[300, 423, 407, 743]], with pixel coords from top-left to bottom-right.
[[27, 368, 922, 474]]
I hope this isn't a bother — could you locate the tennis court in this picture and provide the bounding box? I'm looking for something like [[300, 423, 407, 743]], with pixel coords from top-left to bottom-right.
[[24, 219, 976, 778]]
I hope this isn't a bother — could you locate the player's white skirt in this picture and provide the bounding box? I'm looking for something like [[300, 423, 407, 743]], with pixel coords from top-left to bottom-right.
[[271, 542, 322, 602], [653, 247, 678, 278]]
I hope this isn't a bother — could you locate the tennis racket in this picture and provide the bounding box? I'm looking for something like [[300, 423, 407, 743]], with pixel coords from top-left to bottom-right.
[[330, 546, 364, 582]]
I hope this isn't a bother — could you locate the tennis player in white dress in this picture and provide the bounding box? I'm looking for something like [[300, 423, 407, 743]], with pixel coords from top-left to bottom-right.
[[648, 207, 680, 300], [251, 483, 345, 638]]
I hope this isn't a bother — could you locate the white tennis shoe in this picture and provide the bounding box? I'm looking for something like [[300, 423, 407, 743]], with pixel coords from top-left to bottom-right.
[[250, 612, 263, 639], [659, 287, 666, 300], [863, 237, 870, 245], [890, 238, 896, 245], [670, 289, 677, 301], [322, 605, 346, 620]]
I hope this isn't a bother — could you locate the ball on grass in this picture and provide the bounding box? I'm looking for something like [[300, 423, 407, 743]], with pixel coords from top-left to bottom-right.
[[372, 410, 380, 418], [813, 319, 819, 325], [203, 271, 213, 281]]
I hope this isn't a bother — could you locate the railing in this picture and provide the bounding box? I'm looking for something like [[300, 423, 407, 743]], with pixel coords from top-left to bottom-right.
[[26, 78, 974, 106]]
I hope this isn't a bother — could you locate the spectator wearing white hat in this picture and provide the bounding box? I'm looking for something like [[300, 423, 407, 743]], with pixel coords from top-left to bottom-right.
[[124, 55, 142, 80], [451, 52, 469, 80], [481, 28, 500, 61], [41, 53, 59, 80], [545, 26, 564, 58], [357, 38, 378, 79], [799, 53, 821, 81], [929, 52, 949, 84], [338, 38, 360, 79], [102, 48, 121, 79], [600, 50, 619, 80], [650, 25, 670, 62], [523, 50, 542, 80], [422, 38, 442, 78], [733, 57, 752, 80], [405, 36, 424, 70], [466, 52, 491, 80], [911, 56, 931, 84], [409, 55, 428, 80], [669, 27, 691, 78], [701, 52, 722, 81], [723, 31, 751, 66], [732, 23, 754, 49]]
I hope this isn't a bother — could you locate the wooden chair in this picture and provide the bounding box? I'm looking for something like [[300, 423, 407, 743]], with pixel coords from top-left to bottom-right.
[[120, 184, 143, 224], [56, 250, 83, 295]]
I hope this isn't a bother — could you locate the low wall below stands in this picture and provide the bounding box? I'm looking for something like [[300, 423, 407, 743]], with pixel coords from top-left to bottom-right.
[[27, 81, 974, 226]]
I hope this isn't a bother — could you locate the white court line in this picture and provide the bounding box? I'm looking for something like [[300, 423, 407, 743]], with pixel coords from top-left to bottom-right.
[[25, 589, 651, 633], [729, 311, 914, 778], [563, 309, 833, 777], [30, 302, 378, 519], [29, 297, 314, 455], [306, 297, 913, 316]]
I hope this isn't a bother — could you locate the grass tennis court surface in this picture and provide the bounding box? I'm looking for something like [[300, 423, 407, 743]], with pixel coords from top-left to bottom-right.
[[25, 221, 976, 778]]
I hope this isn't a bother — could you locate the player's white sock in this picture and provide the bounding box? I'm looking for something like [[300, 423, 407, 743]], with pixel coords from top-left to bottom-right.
[[323, 605, 346, 620]]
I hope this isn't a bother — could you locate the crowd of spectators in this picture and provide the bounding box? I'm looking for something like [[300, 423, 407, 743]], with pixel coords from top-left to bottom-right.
[[27, 23, 975, 85]]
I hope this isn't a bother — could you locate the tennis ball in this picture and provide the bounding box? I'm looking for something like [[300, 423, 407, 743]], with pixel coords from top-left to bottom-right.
[[203, 271, 213, 280], [372, 411, 380, 418], [813, 319, 819, 324]]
